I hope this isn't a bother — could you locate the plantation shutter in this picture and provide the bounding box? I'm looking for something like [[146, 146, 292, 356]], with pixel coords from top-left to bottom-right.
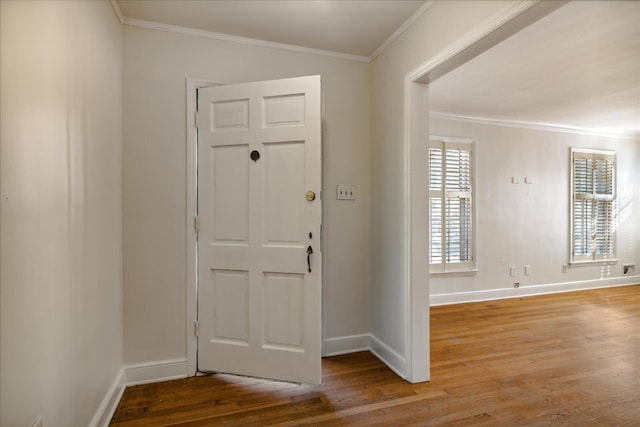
[[429, 147, 443, 265], [571, 150, 615, 263], [429, 140, 473, 273]]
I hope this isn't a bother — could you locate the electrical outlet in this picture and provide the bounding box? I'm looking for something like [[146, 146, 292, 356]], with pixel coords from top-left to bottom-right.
[[623, 263, 636, 275], [511, 177, 521, 184], [562, 264, 568, 273], [514, 282, 520, 288], [509, 266, 517, 277], [524, 265, 531, 276], [336, 185, 355, 201]]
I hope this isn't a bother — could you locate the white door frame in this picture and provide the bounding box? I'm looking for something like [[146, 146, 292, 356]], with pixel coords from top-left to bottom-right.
[[402, 0, 567, 382], [186, 77, 226, 375]]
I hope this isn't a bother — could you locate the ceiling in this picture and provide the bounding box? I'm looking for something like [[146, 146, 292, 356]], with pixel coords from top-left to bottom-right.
[[116, 0, 427, 59], [429, 0, 640, 137], [115, 0, 639, 137]]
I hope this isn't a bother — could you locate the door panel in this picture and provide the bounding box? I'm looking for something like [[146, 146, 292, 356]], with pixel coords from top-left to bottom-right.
[[264, 141, 305, 245], [197, 75, 321, 384], [210, 269, 249, 345], [211, 99, 249, 130], [210, 145, 249, 243], [263, 94, 305, 127], [263, 272, 305, 349]]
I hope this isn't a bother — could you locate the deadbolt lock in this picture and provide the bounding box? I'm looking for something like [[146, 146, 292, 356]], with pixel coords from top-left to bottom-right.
[[305, 191, 316, 201]]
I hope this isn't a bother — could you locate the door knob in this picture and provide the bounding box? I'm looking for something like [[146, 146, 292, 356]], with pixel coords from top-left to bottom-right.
[[306, 191, 316, 201]]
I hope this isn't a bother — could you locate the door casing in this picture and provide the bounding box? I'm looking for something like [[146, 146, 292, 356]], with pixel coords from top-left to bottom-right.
[[186, 77, 223, 376]]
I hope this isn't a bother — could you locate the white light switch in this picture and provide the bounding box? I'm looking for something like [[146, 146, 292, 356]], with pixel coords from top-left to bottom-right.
[[510, 266, 517, 277], [524, 177, 533, 184], [336, 185, 356, 200], [511, 177, 521, 184], [524, 265, 531, 276]]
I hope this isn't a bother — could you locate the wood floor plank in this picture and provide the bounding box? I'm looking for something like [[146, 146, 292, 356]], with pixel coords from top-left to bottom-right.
[[111, 285, 640, 426]]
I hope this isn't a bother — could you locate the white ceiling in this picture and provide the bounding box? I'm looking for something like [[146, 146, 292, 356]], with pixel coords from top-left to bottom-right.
[[115, 0, 639, 136], [116, 0, 427, 59], [429, 1, 640, 137]]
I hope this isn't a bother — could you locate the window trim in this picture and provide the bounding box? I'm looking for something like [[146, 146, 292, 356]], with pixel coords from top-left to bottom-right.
[[429, 136, 476, 275], [569, 147, 617, 266]]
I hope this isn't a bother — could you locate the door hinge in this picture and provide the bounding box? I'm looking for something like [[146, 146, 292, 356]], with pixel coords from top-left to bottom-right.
[[194, 320, 200, 337], [194, 216, 200, 233]]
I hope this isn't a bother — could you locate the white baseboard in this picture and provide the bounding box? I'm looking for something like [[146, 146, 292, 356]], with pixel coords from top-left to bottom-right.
[[125, 358, 189, 386], [323, 334, 370, 357], [88, 359, 188, 427], [89, 367, 125, 427], [431, 276, 640, 306], [369, 334, 407, 380]]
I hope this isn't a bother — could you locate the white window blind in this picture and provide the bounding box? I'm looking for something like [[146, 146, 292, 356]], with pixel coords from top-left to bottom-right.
[[429, 139, 474, 273], [571, 149, 616, 263]]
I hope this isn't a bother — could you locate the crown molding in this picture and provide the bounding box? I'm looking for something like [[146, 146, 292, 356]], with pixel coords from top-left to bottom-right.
[[112, 0, 439, 63], [430, 110, 640, 140], [110, 0, 124, 24], [121, 17, 370, 63], [368, 0, 436, 62]]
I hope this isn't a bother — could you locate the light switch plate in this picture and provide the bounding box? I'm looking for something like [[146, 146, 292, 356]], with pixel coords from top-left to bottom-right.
[[336, 185, 355, 200]]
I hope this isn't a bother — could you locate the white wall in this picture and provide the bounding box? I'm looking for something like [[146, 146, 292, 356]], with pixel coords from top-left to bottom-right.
[[122, 26, 371, 367], [0, 1, 123, 426], [369, 1, 517, 376], [429, 116, 640, 300]]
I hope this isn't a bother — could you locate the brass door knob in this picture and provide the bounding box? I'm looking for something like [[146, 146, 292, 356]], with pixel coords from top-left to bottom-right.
[[306, 191, 316, 201]]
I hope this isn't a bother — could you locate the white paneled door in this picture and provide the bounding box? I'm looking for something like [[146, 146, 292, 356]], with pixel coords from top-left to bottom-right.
[[197, 76, 322, 384]]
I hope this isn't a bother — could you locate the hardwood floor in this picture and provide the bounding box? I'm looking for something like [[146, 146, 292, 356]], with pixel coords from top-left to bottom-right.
[[111, 285, 640, 426]]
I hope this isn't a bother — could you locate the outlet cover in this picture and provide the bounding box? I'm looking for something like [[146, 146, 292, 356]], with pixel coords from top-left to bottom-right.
[[623, 263, 636, 275], [509, 266, 517, 277], [336, 185, 355, 200]]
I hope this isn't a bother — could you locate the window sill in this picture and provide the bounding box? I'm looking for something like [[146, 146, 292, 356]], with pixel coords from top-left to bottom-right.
[[569, 260, 618, 267], [430, 269, 478, 277]]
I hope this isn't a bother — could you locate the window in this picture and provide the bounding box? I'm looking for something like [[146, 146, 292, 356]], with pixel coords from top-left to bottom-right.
[[571, 148, 616, 264], [429, 138, 474, 273]]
